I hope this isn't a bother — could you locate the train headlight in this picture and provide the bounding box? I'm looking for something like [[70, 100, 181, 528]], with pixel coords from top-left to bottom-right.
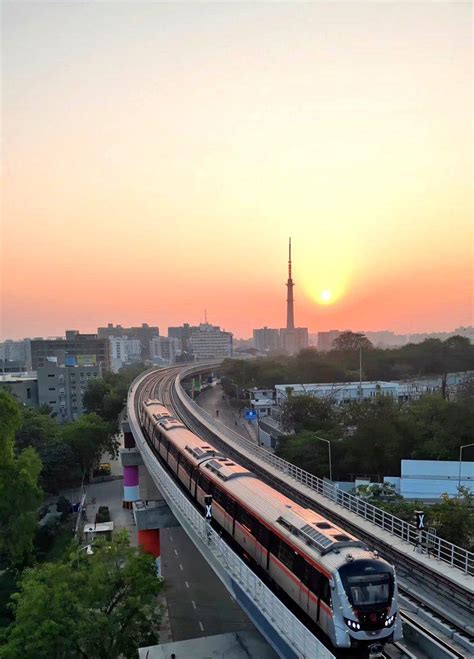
[[345, 618, 361, 631], [384, 613, 396, 627]]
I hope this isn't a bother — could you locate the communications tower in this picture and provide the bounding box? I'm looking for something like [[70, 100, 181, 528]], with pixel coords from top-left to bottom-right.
[[286, 237, 295, 330]]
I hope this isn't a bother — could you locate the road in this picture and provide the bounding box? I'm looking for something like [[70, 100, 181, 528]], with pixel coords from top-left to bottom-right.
[[161, 526, 255, 642]]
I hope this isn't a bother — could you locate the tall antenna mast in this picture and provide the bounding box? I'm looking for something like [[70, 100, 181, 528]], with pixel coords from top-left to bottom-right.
[[286, 237, 295, 330]]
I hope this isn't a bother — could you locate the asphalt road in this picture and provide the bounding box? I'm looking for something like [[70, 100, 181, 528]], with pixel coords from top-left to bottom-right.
[[161, 525, 256, 642]]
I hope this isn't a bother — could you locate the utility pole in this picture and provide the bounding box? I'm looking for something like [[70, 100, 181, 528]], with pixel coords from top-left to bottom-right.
[[359, 344, 363, 402]]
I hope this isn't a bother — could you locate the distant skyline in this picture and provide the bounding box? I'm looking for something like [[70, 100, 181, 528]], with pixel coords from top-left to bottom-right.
[[1, 2, 472, 341]]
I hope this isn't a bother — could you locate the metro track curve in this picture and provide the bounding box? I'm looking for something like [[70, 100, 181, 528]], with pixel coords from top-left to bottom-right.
[[131, 366, 473, 657]]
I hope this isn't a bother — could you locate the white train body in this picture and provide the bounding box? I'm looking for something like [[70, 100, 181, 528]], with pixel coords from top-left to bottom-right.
[[140, 399, 403, 649]]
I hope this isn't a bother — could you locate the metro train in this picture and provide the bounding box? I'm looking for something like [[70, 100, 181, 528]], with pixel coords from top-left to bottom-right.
[[139, 398, 403, 651]]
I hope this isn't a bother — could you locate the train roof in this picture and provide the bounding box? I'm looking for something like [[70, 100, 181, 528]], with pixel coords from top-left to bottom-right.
[[203, 457, 256, 482], [144, 399, 223, 463], [221, 473, 376, 574]]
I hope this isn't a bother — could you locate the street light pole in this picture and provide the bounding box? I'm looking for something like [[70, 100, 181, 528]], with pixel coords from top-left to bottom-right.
[[458, 443, 474, 495], [314, 434, 333, 482]]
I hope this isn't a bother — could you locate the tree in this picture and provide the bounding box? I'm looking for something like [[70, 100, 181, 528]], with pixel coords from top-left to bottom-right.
[[276, 431, 335, 480], [59, 414, 119, 478], [0, 391, 43, 567], [14, 406, 78, 493], [429, 488, 474, 548], [2, 531, 163, 658], [280, 395, 335, 433], [333, 331, 373, 352]]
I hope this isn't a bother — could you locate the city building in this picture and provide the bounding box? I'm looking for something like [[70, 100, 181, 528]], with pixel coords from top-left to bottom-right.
[[275, 381, 400, 406], [31, 330, 109, 371], [0, 373, 38, 407], [246, 388, 275, 417], [279, 238, 308, 355], [168, 323, 198, 353], [384, 459, 474, 500], [317, 330, 343, 351], [0, 360, 29, 374], [150, 336, 181, 365], [98, 323, 159, 360], [188, 323, 233, 360], [253, 327, 280, 353], [108, 336, 142, 373], [37, 362, 101, 422], [0, 339, 32, 370], [274, 371, 474, 407]]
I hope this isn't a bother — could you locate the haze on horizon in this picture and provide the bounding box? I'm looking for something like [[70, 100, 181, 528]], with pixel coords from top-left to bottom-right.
[[1, 2, 472, 341]]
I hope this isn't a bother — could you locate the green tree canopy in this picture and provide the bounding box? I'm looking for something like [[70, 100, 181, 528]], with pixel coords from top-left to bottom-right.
[[0, 391, 43, 567], [333, 331, 373, 352], [59, 413, 119, 477], [2, 531, 163, 658]]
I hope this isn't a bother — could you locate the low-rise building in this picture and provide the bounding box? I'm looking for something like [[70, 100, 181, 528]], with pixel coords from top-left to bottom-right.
[[384, 459, 474, 500], [37, 363, 101, 422], [0, 373, 38, 407], [246, 387, 275, 417], [275, 381, 400, 406]]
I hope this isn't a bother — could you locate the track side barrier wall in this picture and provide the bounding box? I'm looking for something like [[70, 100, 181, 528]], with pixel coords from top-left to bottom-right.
[[127, 376, 335, 659], [175, 368, 474, 577]]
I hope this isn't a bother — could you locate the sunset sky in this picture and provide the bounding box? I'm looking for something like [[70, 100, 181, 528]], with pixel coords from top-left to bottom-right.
[[1, 2, 472, 340]]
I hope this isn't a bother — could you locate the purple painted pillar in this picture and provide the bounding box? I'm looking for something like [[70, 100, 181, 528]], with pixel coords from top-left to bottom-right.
[[123, 465, 139, 509]]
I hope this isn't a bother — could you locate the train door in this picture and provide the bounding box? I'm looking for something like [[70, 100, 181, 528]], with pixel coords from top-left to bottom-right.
[[298, 559, 311, 615]]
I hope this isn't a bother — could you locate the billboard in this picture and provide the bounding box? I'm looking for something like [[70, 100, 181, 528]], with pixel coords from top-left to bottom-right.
[[77, 355, 97, 366], [64, 356, 76, 366]]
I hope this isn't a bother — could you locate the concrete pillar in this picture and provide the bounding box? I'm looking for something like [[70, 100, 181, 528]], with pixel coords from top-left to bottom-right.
[[138, 528, 161, 576], [123, 465, 140, 509]]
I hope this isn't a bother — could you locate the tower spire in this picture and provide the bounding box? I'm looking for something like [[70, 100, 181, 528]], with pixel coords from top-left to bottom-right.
[[286, 237, 295, 330]]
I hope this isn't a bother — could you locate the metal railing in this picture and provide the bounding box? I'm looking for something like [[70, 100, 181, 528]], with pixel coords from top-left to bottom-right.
[[174, 370, 474, 577], [128, 375, 334, 659]]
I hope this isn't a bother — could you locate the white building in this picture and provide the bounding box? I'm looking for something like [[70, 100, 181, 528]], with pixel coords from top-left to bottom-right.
[[189, 324, 233, 361], [108, 336, 142, 373], [150, 336, 181, 365], [384, 460, 474, 500], [246, 388, 275, 417], [275, 381, 399, 406]]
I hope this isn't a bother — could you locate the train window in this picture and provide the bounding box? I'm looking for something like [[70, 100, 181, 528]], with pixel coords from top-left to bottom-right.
[[162, 437, 170, 451], [240, 508, 254, 532], [293, 554, 305, 581], [277, 541, 295, 571], [181, 457, 192, 475], [320, 577, 331, 606], [199, 474, 214, 496], [169, 444, 178, 458], [302, 563, 322, 596]]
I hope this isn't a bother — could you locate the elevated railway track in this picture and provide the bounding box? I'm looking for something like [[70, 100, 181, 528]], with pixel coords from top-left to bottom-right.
[[131, 365, 473, 657]]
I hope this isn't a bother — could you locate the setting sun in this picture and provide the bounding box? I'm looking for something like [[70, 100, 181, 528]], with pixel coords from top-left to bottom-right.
[[320, 290, 333, 304]]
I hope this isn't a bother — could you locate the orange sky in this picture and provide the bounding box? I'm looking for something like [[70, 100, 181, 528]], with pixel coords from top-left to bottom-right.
[[1, 2, 472, 340]]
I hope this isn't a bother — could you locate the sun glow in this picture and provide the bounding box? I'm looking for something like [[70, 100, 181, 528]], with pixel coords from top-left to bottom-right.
[[320, 289, 333, 304]]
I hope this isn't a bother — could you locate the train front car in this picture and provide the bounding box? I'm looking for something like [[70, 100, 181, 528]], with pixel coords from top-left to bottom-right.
[[332, 553, 402, 650]]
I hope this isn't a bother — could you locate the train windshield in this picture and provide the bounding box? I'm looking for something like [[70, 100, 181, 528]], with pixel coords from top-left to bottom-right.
[[339, 559, 393, 607]]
